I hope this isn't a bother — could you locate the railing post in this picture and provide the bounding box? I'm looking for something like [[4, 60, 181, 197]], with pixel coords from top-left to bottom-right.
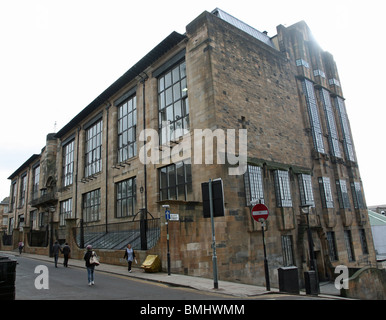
[[80, 219, 85, 248], [140, 208, 148, 250]]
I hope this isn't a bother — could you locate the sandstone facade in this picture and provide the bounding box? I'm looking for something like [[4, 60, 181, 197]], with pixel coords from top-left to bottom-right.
[[4, 9, 376, 287]]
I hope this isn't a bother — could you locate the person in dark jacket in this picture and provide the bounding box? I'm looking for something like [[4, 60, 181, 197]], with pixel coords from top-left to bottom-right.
[[123, 243, 135, 273], [84, 245, 96, 286], [52, 241, 62, 268], [62, 243, 71, 267]]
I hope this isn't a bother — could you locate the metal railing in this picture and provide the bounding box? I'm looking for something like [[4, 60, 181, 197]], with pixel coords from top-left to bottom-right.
[[1, 232, 13, 246], [28, 229, 49, 247], [73, 218, 160, 250]]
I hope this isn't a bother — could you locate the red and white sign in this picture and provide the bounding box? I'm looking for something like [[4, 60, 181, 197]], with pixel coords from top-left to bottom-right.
[[251, 203, 269, 222]]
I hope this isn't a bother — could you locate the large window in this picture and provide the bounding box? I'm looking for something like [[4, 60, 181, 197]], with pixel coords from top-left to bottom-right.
[[30, 210, 38, 230], [63, 140, 74, 186], [326, 231, 338, 261], [10, 181, 17, 211], [159, 161, 192, 201], [351, 181, 365, 209], [118, 95, 137, 162], [32, 165, 40, 200], [274, 170, 292, 208], [282, 235, 295, 266], [344, 230, 355, 262], [85, 120, 103, 177], [60, 198, 72, 226], [336, 179, 350, 209], [83, 189, 101, 222], [19, 174, 27, 207], [335, 97, 355, 162], [302, 79, 325, 154], [319, 177, 334, 208], [298, 174, 314, 207], [244, 164, 264, 206], [158, 60, 189, 145], [359, 229, 369, 255], [320, 88, 341, 158], [116, 177, 136, 218]]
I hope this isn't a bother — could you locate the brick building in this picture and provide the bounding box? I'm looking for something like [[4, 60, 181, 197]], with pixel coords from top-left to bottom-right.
[[3, 9, 376, 287]]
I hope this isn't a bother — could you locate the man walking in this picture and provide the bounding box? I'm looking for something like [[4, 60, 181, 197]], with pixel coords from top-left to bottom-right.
[[52, 241, 62, 268], [62, 243, 71, 267]]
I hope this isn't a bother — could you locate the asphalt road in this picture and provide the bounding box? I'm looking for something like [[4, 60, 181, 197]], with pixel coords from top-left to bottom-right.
[[14, 255, 236, 300]]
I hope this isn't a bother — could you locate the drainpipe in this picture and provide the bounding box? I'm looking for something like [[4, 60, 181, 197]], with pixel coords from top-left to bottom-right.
[[75, 126, 84, 248], [139, 72, 149, 251], [75, 126, 80, 220], [105, 102, 111, 233], [139, 73, 149, 214]]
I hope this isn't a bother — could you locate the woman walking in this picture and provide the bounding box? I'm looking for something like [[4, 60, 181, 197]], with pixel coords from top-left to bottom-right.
[[123, 244, 135, 273], [84, 245, 97, 286]]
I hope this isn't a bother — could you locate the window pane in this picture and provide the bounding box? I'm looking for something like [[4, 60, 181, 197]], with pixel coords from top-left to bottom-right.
[[172, 66, 180, 83], [165, 72, 172, 88]]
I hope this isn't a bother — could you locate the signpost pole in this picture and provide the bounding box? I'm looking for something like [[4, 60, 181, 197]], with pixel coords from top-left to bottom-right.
[[209, 179, 219, 289], [163, 206, 171, 276], [260, 219, 270, 291], [166, 218, 171, 276], [251, 203, 270, 292]]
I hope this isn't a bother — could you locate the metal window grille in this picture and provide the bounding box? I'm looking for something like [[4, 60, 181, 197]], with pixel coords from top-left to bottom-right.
[[318, 177, 334, 208], [320, 88, 341, 158], [302, 79, 325, 154], [351, 181, 365, 209], [298, 174, 314, 207], [244, 164, 264, 206], [274, 170, 292, 208], [282, 235, 295, 266], [336, 180, 350, 209], [335, 97, 355, 162]]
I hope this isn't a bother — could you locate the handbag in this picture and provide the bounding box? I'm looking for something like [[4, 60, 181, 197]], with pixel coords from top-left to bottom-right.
[[89, 251, 100, 266]]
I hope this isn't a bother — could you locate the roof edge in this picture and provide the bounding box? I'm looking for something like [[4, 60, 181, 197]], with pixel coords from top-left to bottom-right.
[[8, 154, 40, 180]]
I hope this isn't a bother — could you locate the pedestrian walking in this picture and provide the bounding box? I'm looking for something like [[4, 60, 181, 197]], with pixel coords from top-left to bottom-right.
[[84, 245, 98, 286], [123, 243, 136, 273], [18, 241, 24, 255], [52, 241, 62, 268], [62, 242, 71, 267]]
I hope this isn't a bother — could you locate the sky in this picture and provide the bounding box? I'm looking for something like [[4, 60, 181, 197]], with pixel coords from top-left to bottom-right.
[[0, 0, 385, 206]]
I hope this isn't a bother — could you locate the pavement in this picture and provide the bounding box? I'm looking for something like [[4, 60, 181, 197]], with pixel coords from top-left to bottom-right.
[[1, 250, 347, 299]]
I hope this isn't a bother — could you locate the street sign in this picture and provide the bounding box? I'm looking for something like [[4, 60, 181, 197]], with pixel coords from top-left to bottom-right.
[[165, 210, 170, 220], [201, 179, 224, 218], [251, 203, 269, 222], [169, 213, 179, 221]]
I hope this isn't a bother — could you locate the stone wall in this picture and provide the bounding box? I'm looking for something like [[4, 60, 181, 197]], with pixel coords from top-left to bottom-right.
[[341, 267, 386, 300]]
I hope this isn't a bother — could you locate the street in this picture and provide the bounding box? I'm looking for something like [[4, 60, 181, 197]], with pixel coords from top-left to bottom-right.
[[6, 253, 337, 306], [14, 255, 234, 300]]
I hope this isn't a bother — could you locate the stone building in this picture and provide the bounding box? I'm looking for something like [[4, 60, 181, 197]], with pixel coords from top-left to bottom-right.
[[3, 8, 376, 287]]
